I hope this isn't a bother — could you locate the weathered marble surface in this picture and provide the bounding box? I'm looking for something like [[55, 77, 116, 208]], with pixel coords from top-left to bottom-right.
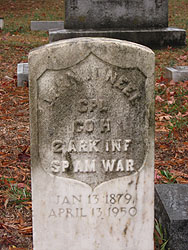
[[29, 38, 155, 250], [65, 0, 168, 29]]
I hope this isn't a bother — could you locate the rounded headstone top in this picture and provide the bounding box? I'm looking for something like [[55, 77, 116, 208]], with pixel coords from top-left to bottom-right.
[[29, 37, 155, 80]]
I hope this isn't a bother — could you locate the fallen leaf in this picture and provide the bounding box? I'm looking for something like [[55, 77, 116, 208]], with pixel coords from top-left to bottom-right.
[[4, 198, 9, 209], [155, 95, 164, 103]]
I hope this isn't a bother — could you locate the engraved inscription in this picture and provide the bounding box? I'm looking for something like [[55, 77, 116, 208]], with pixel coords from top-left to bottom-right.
[[105, 69, 141, 103], [111, 75, 140, 102], [70, 0, 78, 10], [50, 158, 134, 174], [78, 99, 108, 113], [155, 0, 163, 8], [91, 0, 123, 3], [48, 192, 137, 219], [52, 139, 131, 153], [37, 53, 147, 187], [73, 119, 111, 133]]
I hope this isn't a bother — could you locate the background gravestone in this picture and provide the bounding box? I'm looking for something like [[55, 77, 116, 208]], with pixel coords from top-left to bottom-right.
[[17, 63, 29, 87], [155, 184, 188, 250], [65, 0, 168, 29], [29, 38, 155, 250], [30, 21, 64, 31], [49, 0, 186, 48]]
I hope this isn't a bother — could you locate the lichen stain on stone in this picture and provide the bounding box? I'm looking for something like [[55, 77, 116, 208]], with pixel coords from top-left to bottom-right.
[[110, 226, 113, 234], [123, 226, 128, 236], [135, 174, 140, 191], [65, 151, 74, 175], [128, 180, 133, 186], [123, 218, 131, 237], [78, 16, 86, 22]]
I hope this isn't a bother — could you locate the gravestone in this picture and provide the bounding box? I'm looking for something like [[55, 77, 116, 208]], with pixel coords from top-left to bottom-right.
[[155, 184, 188, 250], [65, 0, 168, 29], [29, 37, 155, 250], [31, 21, 64, 31], [165, 66, 188, 82], [0, 17, 4, 29], [49, 0, 186, 48], [17, 63, 29, 87]]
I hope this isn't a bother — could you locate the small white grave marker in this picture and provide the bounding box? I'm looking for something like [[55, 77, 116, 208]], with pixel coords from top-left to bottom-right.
[[17, 63, 29, 87], [0, 17, 4, 29], [31, 21, 64, 31], [166, 66, 188, 82]]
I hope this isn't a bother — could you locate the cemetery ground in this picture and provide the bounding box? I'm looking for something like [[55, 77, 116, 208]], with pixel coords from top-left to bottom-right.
[[0, 0, 188, 249]]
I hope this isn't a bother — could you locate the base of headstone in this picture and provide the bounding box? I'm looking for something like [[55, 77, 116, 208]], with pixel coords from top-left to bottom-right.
[[165, 66, 188, 82], [31, 21, 64, 31], [49, 27, 186, 48], [155, 184, 188, 250], [17, 63, 29, 87]]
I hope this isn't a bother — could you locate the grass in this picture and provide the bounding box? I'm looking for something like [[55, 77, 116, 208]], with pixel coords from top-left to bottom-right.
[[8, 184, 31, 207], [1, 177, 31, 207], [154, 219, 170, 250], [0, 0, 65, 80], [160, 169, 178, 183], [1, 0, 64, 35]]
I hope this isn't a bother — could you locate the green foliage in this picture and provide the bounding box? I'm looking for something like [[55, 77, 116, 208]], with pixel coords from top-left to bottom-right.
[[2, 21, 30, 35], [33, 13, 40, 20], [169, 59, 176, 67], [1, 177, 31, 207], [160, 169, 177, 183], [154, 219, 170, 250], [9, 183, 31, 204]]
